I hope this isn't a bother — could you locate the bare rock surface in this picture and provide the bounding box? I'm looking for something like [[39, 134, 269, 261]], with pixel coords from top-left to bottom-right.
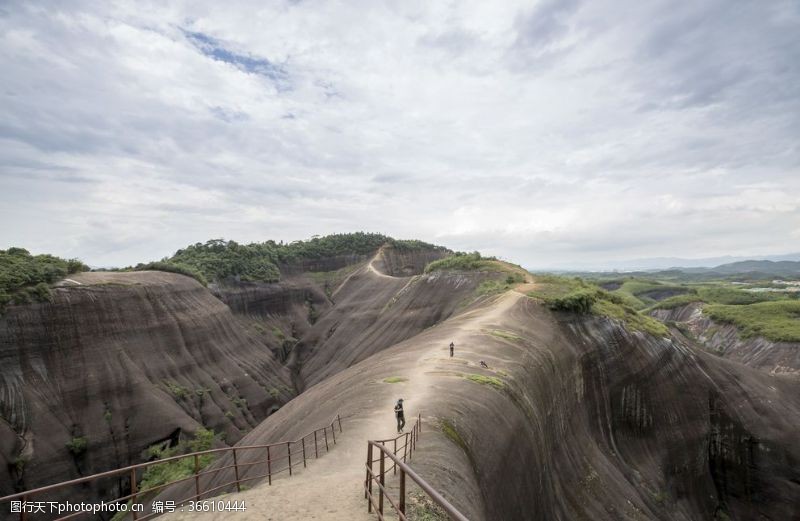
[[158, 287, 800, 520], [0, 271, 292, 502]]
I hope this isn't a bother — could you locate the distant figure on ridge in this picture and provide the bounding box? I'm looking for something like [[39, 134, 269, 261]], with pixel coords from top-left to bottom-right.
[[449, 342, 455, 357], [480, 360, 489, 368], [395, 398, 405, 433]]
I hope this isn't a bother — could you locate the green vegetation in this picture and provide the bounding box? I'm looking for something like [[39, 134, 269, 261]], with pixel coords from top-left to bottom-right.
[[151, 233, 447, 285], [490, 329, 522, 342], [465, 373, 504, 390], [704, 301, 800, 342], [66, 436, 88, 456], [548, 289, 598, 313], [140, 429, 218, 494], [0, 247, 88, 309], [231, 397, 248, 409], [424, 252, 495, 273], [439, 419, 468, 452], [165, 381, 190, 400], [13, 456, 29, 473], [407, 492, 449, 521], [383, 376, 408, 383], [132, 261, 208, 286], [570, 271, 800, 342], [593, 298, 669, 337], [528, 275, 669, 336]]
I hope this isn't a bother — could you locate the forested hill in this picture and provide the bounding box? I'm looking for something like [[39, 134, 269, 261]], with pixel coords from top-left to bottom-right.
[[135, 232, 449, 285]]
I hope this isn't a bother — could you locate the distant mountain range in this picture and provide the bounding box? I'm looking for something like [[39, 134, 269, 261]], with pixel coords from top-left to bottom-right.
[[538, 253, 800, 274], [686, 259, 800, 276]]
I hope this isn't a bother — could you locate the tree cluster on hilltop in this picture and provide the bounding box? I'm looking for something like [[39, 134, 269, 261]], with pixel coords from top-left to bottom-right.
[[0, 247, 89, 307], [136, 232, 448, 285]]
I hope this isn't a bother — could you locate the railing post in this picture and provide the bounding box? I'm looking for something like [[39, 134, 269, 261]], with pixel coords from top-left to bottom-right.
[[287, 442, 293, 476], [393, 438, 397, 475], [403, 432, 409, 463], [314, 430, 319, 458], [194, 454, 201, 501], [365, 443, 373, 503], [324, 427, 329, 452], [399, 467, 406, 516], [379, 450, 385, 515], [302, 436, 307, 468], [267, 445, 272, 486], [130, 468, 138, 520], [332, 424, 336, 445], [338, 414, 342, 433], [233, 448, 241, 493]]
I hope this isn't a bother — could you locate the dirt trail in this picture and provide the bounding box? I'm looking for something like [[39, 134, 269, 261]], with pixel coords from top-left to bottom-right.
[[162, 290, 523, 521]]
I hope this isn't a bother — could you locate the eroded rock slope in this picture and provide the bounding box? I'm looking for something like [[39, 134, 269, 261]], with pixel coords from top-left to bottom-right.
[[0, 271, 292, 501]]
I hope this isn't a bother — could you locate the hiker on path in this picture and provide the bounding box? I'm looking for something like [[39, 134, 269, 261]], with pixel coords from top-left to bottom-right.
[[449, 342, 455, 357], [395, 399, 405, 433]]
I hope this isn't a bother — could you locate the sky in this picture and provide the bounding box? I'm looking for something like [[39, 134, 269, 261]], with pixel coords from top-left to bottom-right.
[[1, 0, 798, 270]]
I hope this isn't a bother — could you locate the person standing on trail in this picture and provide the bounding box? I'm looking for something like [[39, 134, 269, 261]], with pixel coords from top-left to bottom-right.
[[395, 399, 405, 433], [450, 342, 455, 357]]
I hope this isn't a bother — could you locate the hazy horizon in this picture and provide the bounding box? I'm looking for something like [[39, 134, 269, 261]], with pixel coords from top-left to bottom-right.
[[1, 1, 798, 268]]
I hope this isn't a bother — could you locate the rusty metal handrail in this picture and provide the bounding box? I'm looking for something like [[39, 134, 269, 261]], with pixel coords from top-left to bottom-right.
[[1, 413, 344, 520], [363, 414, 469, 521]]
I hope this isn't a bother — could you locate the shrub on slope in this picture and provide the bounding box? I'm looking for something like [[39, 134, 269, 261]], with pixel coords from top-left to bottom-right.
[[0, 247, 89, 307]]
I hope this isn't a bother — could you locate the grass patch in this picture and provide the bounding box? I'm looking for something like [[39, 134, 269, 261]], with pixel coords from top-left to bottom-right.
[[490, 329, 522, 341], [440, 419, 468, 452], [140, 428, 219, 494], [424, 252, 496, 273], [704, 301, 800, 342], [592, 299, 669, 337], [464, 373, 504, 390], [530, 275, 669, 336], [407, 492, 449, 521], [383, 376, 408, 384], [476, 279, 511, 296]]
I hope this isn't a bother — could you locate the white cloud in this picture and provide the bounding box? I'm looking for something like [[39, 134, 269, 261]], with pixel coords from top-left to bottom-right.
[[0, 0, 798, 268]]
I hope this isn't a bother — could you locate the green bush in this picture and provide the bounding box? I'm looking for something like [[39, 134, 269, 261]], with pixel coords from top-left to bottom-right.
[[548, 290, 597, 313], [424, 252, 496, 273], [66, 437, 88, 456], [0, 248, 89, 306], [140, 429, 218, 494], [31, 282, 52, 302]]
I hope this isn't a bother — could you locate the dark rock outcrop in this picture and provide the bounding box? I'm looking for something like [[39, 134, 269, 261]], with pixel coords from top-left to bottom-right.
[[0, 271, 293, 502]]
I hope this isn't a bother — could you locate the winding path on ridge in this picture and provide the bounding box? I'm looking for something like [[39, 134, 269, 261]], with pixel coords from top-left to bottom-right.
[[163, 288, 526, 521]]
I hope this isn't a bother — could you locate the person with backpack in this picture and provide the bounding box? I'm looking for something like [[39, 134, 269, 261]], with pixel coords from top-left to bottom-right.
[[394, 398, 405, 433]]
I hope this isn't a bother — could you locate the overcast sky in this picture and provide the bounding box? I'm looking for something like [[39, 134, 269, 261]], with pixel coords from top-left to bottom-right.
[[1, 1, 798, 269]]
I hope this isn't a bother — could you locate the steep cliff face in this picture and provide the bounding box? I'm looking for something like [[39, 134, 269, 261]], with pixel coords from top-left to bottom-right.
[[212, 276, 333, 363], [651, 303, 800, 375], [158, 288, 800, 521], [0, 271, 293, 500], [293, 250, 489, 389]]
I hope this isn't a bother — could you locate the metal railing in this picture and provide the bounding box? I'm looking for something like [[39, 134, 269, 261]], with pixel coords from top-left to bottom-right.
[[1, 414, 343, 521], [364, 415, 469, 521]]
